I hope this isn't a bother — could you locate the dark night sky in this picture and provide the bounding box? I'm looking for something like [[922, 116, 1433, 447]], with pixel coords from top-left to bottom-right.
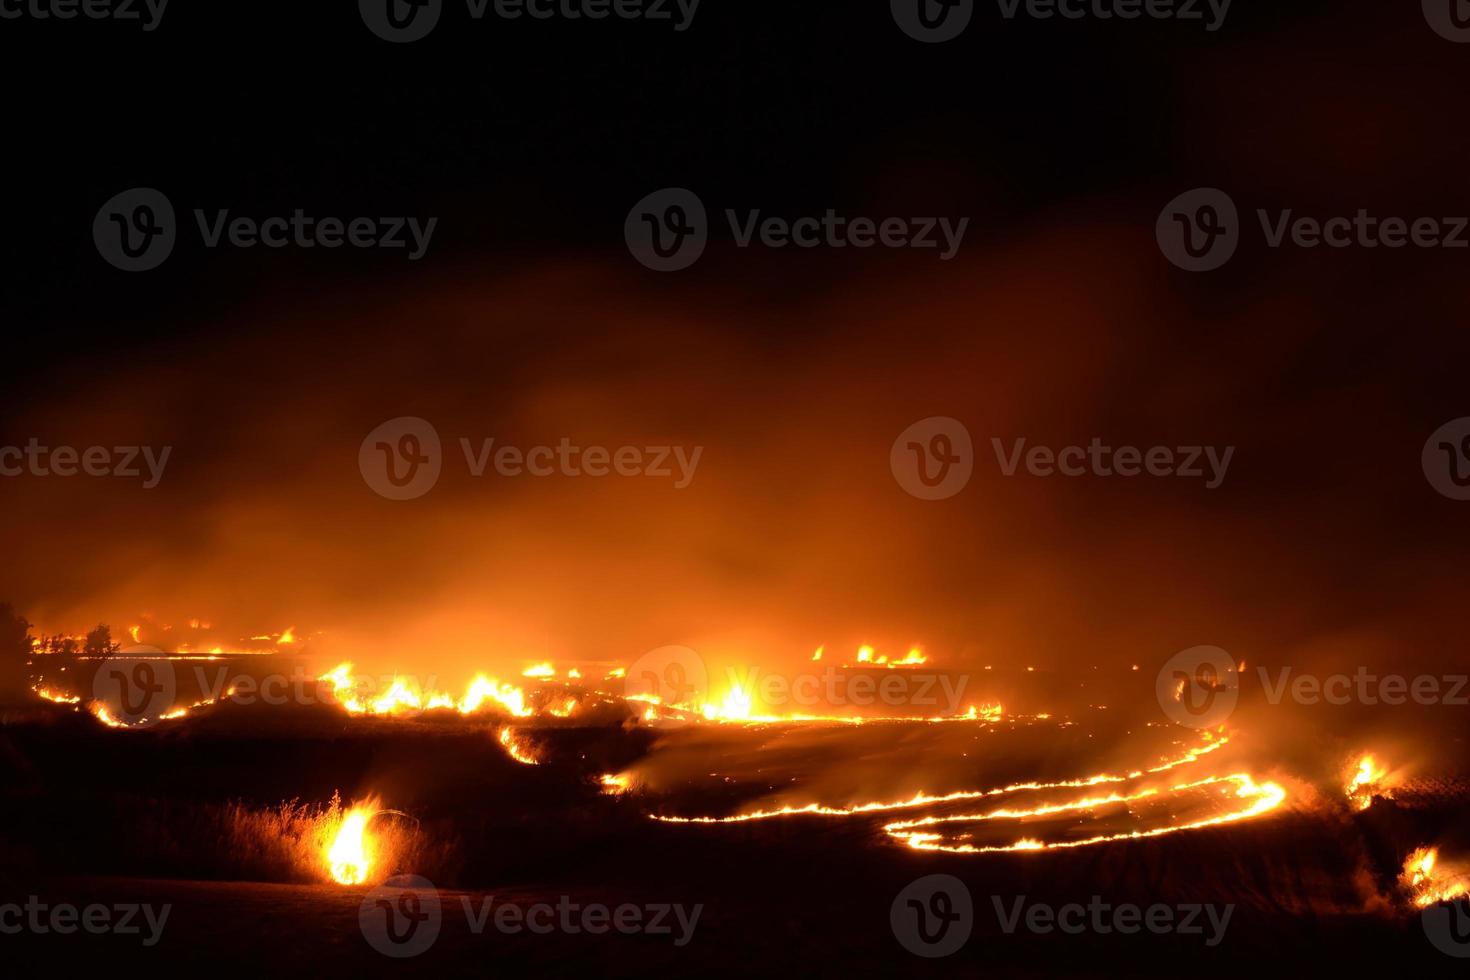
[[1, 0, 1467, 695]]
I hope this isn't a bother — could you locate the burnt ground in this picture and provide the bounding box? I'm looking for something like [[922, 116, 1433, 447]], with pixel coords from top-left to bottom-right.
[[2, 702, 1468, 977]]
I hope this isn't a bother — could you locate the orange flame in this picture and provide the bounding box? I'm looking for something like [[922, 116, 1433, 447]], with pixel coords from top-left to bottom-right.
[[328, 800, 379, 886]]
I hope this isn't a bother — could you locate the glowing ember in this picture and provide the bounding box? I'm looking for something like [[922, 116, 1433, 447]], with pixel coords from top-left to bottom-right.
[[1402, 847, 1470, 908], [328, 800, 379, 885], [601, 773, 632, 794], [654, 734, 1233, 824], [498, 727, 539, 765], [89, 702, 125, 728], [703, 682, 754, 722], [1346, 754, 1388, 810], [883, 773, 1287, 853], [318, 664, 534, 719]]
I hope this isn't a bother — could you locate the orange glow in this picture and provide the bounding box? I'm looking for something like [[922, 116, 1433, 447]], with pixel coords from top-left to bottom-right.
[[327, 800, 378, 885], [1402, 847, 1470, 908], [884, 773, 1286, 853], [655, 734, 1233, 825], [1346, 754, 1389, 810], [498, 727, 539, 765]]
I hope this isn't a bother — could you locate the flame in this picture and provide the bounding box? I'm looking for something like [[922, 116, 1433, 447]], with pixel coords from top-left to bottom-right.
[[884, 773, 1287, 853], [655, 734, 1233, 824], [318, 665, 534, 719], [277, 627, 296, 645], [891, 648, 927, 668], [34, 686, 81, 705], [1402, 847, 1470, 907], [327, 800, 378, 886], [601, 773, 632, 795], [702, 682, 754, 722], [89, 702, 125, 728], [1346, 754, 1389, 810], [522, 663, 555, 679], [498, 727, 539, 765]]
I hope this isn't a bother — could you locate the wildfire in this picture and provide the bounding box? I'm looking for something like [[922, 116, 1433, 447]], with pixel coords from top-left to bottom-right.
[[522, 663, 555, 679], [498, 727, 539, 765], [1401, 847, 1470, 908], [601, 773, 633, 795], [318, 664, 535, 719], [883, 773, 1286, 853], [703, 683, 754, 722], [34, 686, 81, 705], [89, 702, 125, 728], [327, 800, 379, 886], [1346, 754, 1389, 810], [655, 734, 1234, 824]]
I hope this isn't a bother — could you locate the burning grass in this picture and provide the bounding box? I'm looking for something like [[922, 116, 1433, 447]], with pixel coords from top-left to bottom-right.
[[191, 794, 449, 886]]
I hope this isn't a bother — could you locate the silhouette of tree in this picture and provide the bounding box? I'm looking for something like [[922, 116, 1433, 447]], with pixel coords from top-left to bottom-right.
[[1, 603, 34, 703], [83, 624, 120, 659]]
